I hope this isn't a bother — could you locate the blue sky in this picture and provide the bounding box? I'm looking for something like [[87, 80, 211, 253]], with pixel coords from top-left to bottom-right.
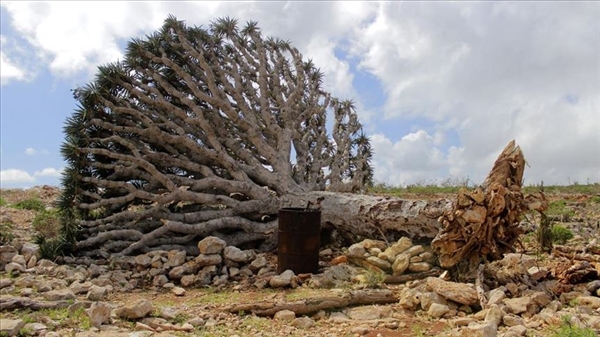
[[1, 2, 599, 189]]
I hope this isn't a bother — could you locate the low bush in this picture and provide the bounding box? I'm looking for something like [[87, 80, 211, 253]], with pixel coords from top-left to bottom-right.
[[551, 225, 574, 245], [13, 198, 46, 212]]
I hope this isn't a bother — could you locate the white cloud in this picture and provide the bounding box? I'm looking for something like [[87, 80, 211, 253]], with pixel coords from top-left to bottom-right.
[[0, 169, 35, 183], [23, 148, 50, 156], [371, 131, 449, 186], [352, 2, 600, 185], [0, 167, 63, 187], [0, 36, 26, 86], [1, 2, 598, 186], [34, 167, 63, 178]]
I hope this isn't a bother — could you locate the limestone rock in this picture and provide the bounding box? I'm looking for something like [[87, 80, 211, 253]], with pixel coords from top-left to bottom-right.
[[224, 246, 250, 263], [198, 236, 226, 255], [172, 287, 186, 296], [274, 310, 296, 321], [405, 245, 425, 257], [408, 262, 432, 272], [347, 243, 366, 257], [462, 322, 497, 337], [114, 299, 154, 319], [153, 275, 168, 288], [428, 303, 450, 318], [291, 316, 315, 329], [0, 246, 18, 264], [42, 289, 76, 301], [195, 254, 222, 267], [269, 269, 295, 288], [420, 291, 448, 311], [504, 297, 531, 314], [135, 254, 152, 267], [249, 256, 268, 272], [361, 239, 387, 251], [578, 296, 600, 309], [426, 277, 479, 306], [346, 306, 390, 320], [484, 305, 504, 327], [0, 278, 14, 289], [366, 256, 391, 271], [0, 318, 24, 336], [86, 301, 112, 327], [11, 254, 26, 265], [487, 288, 506, 306], [5, 262, 25, 274], [166, 250, 186, 268], [392, 253, 410, 276], [86, 285, 109, 301], [168, 261, 200, 280], [22, 322, 47, 336]]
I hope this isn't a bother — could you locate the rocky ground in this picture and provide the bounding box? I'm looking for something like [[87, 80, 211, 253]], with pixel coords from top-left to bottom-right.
[[0, 185, 599, 337]]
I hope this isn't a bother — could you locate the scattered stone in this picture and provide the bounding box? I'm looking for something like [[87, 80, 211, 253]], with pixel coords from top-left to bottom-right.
[[426, 277, 479, 306], [348, 243, 366, 257], [319, 248, 333, 257], [166, 250, 186, 268], [269, 269, 295, 288], [224, 246, 250, 263], [405, 245, 425, 257], [86, 301, 112, 327], [463, 322, 497, 337], [198, 236, 226, 254], [507, 325, 528, 337], [135, 254, 152, 267], [487, 288, 506, 306], [365, 256, 391, 271], [195, 254, 222, 267], [5, 262, 25, 274], [453, 317, 476, 327], [503, 314, 524, 327], [0, 278, 13, 289], [291, 316, 315, 329], [153, 275, 168, 287], [504, 297, 531, 314], [578, 296, 600, 309], [86, 285, 109, 301], [420, 291, 447, 311], [0, 318, 24, 336], [484, 305, 504, 327], [428, 303, 450, 318], [42, 289, 76, 301], [408, 262, 432, 272], [346, 306, 390, 320], [331, 255, 348, 265], [171, 286, 186, 296], [22, 322, 47, 336], [249, 256, 268, 272], [329, 312, 351, 323], [392, 253, 410, 276], [114, 299, 154, 319], [274, 309, 296, 321], [361, 239, 387, 251]]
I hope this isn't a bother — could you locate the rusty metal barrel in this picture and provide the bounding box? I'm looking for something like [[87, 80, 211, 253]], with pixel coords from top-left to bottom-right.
[[277, 207, 321, 274]]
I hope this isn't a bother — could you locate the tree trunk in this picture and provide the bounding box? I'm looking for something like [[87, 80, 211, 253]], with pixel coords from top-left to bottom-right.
[[74, 191, 450, 257], [223, 289, 397, 316], [431, 140, 548, 281], [284, 191, 452, 246]]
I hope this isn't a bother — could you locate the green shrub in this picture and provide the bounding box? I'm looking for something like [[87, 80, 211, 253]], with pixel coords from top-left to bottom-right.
[[551, 315, 596, 337], [0, 196, 7, 206], [546, 200, 575, 219], [13, 198, 46, 211], [551, 225, 574, 245], [0, 223, 15, 245], [32, 209, 61, 239]]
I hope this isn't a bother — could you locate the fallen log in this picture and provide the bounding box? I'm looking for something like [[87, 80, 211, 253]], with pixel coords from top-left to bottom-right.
[[383, 268, 443, 284], [0, 296, 71, 311], [553, 245, 600, 262], [223, 289, 397, 316]]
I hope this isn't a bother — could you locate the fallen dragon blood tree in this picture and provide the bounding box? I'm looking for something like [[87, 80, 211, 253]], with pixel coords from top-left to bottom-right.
[[52, 16, 450, 258]]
